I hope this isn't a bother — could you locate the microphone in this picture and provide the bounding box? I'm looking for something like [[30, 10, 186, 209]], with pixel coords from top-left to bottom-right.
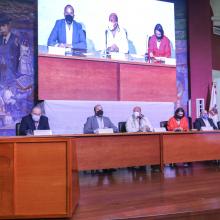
[[105, 30, 108, 53]]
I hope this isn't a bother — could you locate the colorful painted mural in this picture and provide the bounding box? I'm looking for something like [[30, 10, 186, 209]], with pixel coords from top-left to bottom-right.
[[0, 0, 35, 135]]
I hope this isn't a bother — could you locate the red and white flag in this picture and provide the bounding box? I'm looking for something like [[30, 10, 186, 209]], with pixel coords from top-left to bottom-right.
[[209, 82, 218, 125]]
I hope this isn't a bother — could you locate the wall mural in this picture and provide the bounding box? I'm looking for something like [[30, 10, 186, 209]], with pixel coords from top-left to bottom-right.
[[174, 0, 189, 111], [0, 0, 35, 135]]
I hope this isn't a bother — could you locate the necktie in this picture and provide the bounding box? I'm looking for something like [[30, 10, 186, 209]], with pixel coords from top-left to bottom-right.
[[3, 38, 6, 45]]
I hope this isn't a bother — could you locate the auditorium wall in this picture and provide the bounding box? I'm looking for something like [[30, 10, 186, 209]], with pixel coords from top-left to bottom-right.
[[212, 34, 220, 70], [0, 0, 190, 136], [188, 0, 214, 119]]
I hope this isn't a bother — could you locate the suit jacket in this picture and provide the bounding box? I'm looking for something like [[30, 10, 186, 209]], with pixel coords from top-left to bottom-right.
[[0, 33, 20, 77], [47, 19, 86, 49], [194, 117, 217, 131], [83, 115, 118, 134], [148, 35, 171, 58], [19, 114, 50, 136]]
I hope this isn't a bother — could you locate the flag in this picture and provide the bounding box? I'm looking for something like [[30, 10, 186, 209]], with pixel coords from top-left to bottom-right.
[[209, 82, 218, 125]]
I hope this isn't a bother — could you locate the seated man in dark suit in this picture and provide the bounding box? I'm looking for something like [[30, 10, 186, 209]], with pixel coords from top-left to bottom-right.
[[194, 110, 217, 131], [83, 104, 118, 134], [47, 4, 86, 50], [19, 105, 50, 135]]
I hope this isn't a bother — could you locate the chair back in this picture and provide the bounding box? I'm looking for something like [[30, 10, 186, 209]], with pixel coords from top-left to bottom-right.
[[16, 122, 21, 136], [160, 121, 168, 130], [118, 122, 126, 133], [217, 121, 220, 129]]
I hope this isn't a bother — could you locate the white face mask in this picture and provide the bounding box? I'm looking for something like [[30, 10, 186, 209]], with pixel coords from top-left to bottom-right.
[[108, 22, 115, 31], [133, 111, 140, 118], [32, 114, 41, 122]]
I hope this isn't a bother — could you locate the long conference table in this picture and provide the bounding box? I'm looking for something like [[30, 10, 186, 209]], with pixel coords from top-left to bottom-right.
[[1, 131, 220, 219]]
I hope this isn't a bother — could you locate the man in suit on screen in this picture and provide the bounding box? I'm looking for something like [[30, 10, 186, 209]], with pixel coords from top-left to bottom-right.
[[47, 4, 86, 50], [83, 104, 118, 134]]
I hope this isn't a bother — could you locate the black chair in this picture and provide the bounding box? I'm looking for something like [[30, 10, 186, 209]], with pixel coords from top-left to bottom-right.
[[217, 121, 220, 129], [82, 29, 86, 38], [160, 121, 168, 131], [15, 122, 21, 136], [118, 122, 126, 133], [187, 117, 192, 129]]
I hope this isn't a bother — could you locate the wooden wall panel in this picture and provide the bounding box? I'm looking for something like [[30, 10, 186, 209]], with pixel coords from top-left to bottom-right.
[[38, 56, 119, 101], [75, 134, 161, 170], [120, 63, 176, 102], [14, 142, 68, 216], [163, 133, 220, 163], [0, 143, 14, 216]]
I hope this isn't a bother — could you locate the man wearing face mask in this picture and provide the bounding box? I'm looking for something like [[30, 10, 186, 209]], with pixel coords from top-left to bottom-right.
[[47, 4, 86, 50], [148, 23, 171, 58], [19, 105, 50, 135], [126, 106, 153, 132], [194, 110, 217, 131], [83, 104, 118, 134], [167, 107, 189, 132], [105, 13, 128, 54]]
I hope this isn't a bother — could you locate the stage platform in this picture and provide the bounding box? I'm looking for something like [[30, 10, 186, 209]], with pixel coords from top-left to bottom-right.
[[71, 162, 220, 220]]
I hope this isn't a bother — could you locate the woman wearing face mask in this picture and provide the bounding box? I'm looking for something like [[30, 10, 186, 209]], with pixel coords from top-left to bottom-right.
[[167, 107, 189, 132], [148, 23, 171, 58]]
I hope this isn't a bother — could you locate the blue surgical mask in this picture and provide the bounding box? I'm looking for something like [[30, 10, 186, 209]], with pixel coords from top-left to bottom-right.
[[32, 114, 41, 122], [202, 114, 208, 120]]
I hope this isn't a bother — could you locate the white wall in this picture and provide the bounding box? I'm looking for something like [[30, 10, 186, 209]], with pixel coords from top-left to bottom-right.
[[44, 100, 174, 134], [38, 0, 175, 56], [213, 69, 220, 121]]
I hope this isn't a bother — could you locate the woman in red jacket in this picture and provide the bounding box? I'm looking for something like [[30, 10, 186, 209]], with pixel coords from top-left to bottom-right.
[[148, 23, 171, 58], [167, 107, 189, 132]]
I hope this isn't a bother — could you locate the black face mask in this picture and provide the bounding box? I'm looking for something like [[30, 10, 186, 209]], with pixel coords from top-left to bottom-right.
[[156, 35, 163, 40], [65, 15, 73, 25], [175, 115, 184, 120], [96, 110, 103, 117]]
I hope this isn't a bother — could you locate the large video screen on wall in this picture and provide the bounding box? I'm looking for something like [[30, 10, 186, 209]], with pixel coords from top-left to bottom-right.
[[38, 0, 175, 64]]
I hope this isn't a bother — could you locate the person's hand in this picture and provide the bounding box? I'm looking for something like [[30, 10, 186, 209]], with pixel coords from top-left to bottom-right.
[[58, 43, 66, 48], [110, 44, 119, 52], [174, 127, 183, 132]]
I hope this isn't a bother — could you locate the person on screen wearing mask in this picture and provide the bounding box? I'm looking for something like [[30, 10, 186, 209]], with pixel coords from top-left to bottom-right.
[[194, 110, 217, 131], [83, 104, 118, 134], [105, 13, 128, 54], [126, 106, 153, 132], [19, 105, 50, 135], [47, 4, 86, 50], [167, 107, 189, 132], [148, 23, 171, 58]]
